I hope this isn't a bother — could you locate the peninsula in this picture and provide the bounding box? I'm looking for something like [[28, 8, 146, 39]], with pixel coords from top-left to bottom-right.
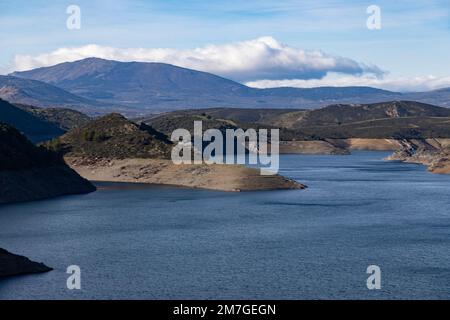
[[47, 114, 306, 192]]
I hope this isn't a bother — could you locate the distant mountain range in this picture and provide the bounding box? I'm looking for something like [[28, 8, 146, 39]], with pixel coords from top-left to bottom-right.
[[0, 75, 131, 116], [3, 57, 450, 115], [0, 75, 101, 112]]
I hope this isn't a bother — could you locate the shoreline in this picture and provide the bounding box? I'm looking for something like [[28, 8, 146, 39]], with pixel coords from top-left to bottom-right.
[[278, 138, 402, 155], [386, 154, 450, 175], [385, 138, 450, 175], [65, 157, 306, 192], [280, 138, 450, 175], [0, 248, 52, 279]]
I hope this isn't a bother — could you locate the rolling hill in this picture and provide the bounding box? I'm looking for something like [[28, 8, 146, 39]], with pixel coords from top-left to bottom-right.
[[0, 98, 65, 142], [14, 104, 91, 131], [46, 113, 173, 159], [0, 122, 95, 204], [142, 101, 450, 140]]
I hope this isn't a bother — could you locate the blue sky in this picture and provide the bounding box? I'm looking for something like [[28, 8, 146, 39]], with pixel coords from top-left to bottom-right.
[[1, 0, 449, 91]]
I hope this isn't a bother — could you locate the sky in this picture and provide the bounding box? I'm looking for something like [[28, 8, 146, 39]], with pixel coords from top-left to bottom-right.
[[0, 0, 449, 91]]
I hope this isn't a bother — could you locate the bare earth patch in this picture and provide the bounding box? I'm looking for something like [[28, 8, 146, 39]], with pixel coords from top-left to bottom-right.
[[65, 157, 306, 192]]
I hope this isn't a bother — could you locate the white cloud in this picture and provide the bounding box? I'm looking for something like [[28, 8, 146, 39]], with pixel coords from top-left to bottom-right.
[[12, 37, 382, 81], [13, 37, 449, 92], [245, 73, 450, 92]]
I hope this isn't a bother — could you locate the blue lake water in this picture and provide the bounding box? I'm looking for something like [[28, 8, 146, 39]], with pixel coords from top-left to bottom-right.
[[0, 151, 449, 299]]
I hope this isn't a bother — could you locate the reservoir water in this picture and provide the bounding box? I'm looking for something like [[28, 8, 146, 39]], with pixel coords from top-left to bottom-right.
[[0, 152, 449, 299]]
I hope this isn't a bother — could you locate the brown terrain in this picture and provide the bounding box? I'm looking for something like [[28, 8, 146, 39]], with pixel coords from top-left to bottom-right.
[[278, 140, 349, 155], [278, 138, 402, 154], [66, 157, 305, 192]]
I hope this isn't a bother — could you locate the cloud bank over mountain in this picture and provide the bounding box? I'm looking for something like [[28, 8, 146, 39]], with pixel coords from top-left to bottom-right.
[[11, 36, 450, 92], [13, 37, 382, 82], [246, 73, 450, 92]]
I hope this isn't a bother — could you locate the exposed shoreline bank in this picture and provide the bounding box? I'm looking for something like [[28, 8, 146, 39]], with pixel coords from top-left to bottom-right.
[[278, 138, 402, 155], [65, 137, 450, 194], [386, 138, 450, 174], [65, 157, 306, 192]]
